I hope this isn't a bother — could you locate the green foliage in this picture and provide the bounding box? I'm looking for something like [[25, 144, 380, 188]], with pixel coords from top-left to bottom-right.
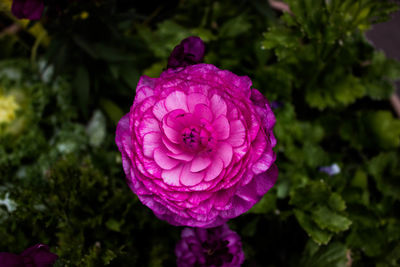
[[1, 0, 400, 266]]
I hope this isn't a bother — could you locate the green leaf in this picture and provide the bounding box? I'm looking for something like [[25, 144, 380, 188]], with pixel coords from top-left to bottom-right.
[[368, 152, 400, 200], [312, 205, 352, 233], [219, 15, 251, 38], [328, 193, 346, 212], [294, 209, 333, 245], [248, 193, 276, 214], [105, 219, 122, 232], [365, 111, 400, 149], [301, 240, 348, 267]]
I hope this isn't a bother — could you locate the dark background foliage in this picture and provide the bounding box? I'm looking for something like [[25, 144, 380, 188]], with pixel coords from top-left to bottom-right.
[[1, 0, 400, 266]]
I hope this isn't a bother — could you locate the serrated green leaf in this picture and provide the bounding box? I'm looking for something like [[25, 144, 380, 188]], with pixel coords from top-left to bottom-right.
[[294, 209, 333, 245], [328, 193, 346, 212], [312, 205, 352, 233], [301, 240, 348, 267]]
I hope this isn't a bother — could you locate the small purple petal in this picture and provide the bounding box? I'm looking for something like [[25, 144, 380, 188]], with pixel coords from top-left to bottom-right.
[[167, 36, 206, 69], [319, 163, 341, 176], [11, 0, 44, 20]]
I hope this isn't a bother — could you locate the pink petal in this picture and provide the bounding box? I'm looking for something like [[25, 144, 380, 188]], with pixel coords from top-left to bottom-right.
[[167, 151, 195, 161], [193, 104, 213, 122], [204, 157, 223, 181], [154, 148, 180, 170], [252, 150, 275, 174], [162, 136, 182, 154], [153, 100, 168, 121], [180, 163, 205, 186], [210, 94, 227, 118], [212, 115, 230, 140], [187, 93, 209, 113], [162, 123, 182, 144], [138, 117, 160, 137], [142, 132, 161, 157], [215, 142, 233, 167], [190, 154, 211, 172], [227, 120, 246, 147], [161, 164, 183, 186], [165, 91, 188, 112]]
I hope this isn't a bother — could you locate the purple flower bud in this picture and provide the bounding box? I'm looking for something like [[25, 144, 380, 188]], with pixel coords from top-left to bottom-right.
[[167, 36, 206, 69], [319, 163, 341, 176], [0, 244, 58, 267], [175, 224, 245, 267], [11, 0, 44, 20]]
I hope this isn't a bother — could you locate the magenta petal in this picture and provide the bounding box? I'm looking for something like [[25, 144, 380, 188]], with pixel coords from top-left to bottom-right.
[[162, 123, 182, 144], [180, 163, 205, 186], [142, 132, 162, 157], [210, 94, 227, 118], [139, 117, 160, 137], [187, 93, 209, 113], [204, 157, 223, 181], [165, 91, 188, 112], [215, 142, 233, 167], [162, 164, 183, 186], [193, 104, 213, 122], [252, 150, 275, 174], [190, 154, 211, 172], [227, 120, 246, 147], [212, 115, 230, 140], [153, 100, 168, 121], [167, 151, 195, 161], [154, 148, 180, 170]]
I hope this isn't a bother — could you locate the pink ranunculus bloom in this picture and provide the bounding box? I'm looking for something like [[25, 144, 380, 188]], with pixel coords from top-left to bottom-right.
[[115, 63, 277, 228], [175, 224, 245, 267]]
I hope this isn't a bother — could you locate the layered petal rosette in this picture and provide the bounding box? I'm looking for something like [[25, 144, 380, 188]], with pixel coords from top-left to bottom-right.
[[175, 224, 245, 267], [116, 63, 277, 228]]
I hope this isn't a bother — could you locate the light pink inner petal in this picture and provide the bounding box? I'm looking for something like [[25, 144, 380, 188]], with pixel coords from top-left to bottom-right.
[[161, 164, 183, 186], [162, 123, 182, 144], [193, 104, 213, 122], [153, 100, 168, 121], [180, 163, 205, 186], [165, 109, 187, 130], [142, 132, 161, 157], [165, 91, 188, 112], [210, 94, 227, 118], [167, 151, 195, 161], [187, 93, 209, 113], [215, 142, 233, 167], [190, 154, 212, 172], [154, 148, 180, 170], [227, 119, 246, 147], [204, 157, 223, 181], [162, 136, 182, 154], [212, 115, 230, 140]]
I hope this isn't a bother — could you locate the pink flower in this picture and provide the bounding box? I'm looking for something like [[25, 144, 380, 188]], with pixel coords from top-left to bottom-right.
[[175, 224, 245, 267], [115, 63, 277, 228]]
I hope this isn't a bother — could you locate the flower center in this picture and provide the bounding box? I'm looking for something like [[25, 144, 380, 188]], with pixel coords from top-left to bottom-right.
[[181, 124, 214, 152]]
